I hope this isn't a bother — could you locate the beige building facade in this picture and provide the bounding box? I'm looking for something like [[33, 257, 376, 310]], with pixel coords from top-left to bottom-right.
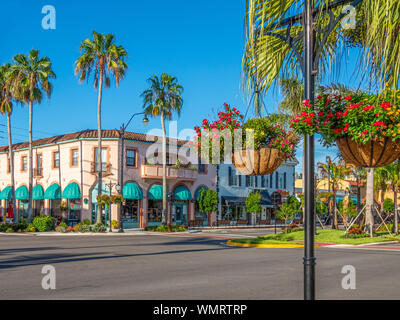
[[0, 130, 217, 228]]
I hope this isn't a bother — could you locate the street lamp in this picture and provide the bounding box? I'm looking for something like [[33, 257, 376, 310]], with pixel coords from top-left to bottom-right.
[[118, 112, 149, 233], [262, 0, 361, 299]]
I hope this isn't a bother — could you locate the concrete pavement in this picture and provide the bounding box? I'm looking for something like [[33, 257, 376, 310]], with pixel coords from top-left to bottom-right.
[[1, 230, 399, 299]]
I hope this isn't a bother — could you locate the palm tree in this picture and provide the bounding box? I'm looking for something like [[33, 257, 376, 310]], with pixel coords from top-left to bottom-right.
[[318, 158, 350, 229], [242, 1, 400, 94], [0, 63, 17, 222], [278, 78, 304, 115], [12, 50, 56, 222], [75, 31, 128, 223], [141, 73, 183, 225], [383, 161, 400, 235]]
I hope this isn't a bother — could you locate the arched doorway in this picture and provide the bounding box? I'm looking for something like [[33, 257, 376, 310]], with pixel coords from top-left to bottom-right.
[[122, 182, 143, 229], [147, 184, 165, 227], [90, 183, 110, 224], [172, 185, 191, 226]]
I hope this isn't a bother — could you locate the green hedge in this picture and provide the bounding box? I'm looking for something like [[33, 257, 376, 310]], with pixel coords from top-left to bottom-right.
[[32, 216, 56, 232]]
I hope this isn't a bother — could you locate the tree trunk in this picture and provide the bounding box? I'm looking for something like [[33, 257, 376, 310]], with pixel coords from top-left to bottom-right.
[[27, 100, 33, 222], [96, 70, 104, 224], [357, 183, 361, 213], [7, 113, 17, 223], [161, 110, 167, 225], [332, 189, 338, 229], [393, 188, 398, 234], [365, 168, 375, 237]]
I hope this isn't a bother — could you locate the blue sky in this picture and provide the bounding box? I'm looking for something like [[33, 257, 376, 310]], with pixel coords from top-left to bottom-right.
[[0, 0, 362, 172]]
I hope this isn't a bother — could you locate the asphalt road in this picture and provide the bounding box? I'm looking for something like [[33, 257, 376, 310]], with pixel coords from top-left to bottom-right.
[[1, 230, 400, 300]]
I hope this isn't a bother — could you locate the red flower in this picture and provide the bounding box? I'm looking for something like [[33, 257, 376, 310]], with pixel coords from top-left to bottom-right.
[[344, 96, 352, 101], [363, 105, 373, 112], [333, 128, 342, 134], [302, 99, 310, 105]]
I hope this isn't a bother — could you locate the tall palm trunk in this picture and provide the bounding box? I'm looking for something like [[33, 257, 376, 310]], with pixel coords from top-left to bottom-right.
[[27, 99, 33, 223], [365, 168, 375, 237], [7, 113, 17, 223], [332, 188, 338, 229], [160, 110, 167, 225], [96, 69, 104, 224], [393, 187, 398, 234]]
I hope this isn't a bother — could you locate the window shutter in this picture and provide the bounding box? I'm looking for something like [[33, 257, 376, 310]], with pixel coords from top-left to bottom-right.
[[284, 172, 287, 189], [275, 172, 279, 188]]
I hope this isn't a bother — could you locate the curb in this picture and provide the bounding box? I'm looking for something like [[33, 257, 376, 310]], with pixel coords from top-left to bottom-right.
[[226, 240, 304, 248]]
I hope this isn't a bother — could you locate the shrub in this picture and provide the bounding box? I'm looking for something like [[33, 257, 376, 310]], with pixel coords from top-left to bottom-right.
[[346, 225, 369, 238], [90, 223, 106, 233], [111, 220, 119, 228], [146, 224, 187, 232], [81, 219, 91, 225], [24, 224, 36, 232], [6, 227, 13, 233], [32, 215, 55, 232], [73, 224, 81, 232]]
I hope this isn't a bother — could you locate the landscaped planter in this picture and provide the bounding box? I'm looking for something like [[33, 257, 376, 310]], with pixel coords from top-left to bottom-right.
[[337, 136, 400, 168], [232, 147, 286, 176]]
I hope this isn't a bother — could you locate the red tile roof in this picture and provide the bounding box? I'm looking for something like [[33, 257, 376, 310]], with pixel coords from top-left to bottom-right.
[[0, 129, 190, 152]]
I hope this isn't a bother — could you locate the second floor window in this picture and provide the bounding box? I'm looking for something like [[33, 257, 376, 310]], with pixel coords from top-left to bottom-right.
[[72, 149, 78, 166], [126, 149, 136, 167], [53, 152, 60, 168], [22, 156, 27, 171], [37, 154, 42, 168], [95, 147, 107, 171]]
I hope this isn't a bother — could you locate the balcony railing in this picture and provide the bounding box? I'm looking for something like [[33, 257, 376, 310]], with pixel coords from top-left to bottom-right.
[[34, 167, 43, 178], [91, 162, 112, 176], [141, 165, 196, 180]]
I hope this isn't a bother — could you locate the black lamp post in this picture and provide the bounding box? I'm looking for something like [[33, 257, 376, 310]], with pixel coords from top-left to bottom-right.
[[263, 0, 363, 300], [118, 112, 149, 233]]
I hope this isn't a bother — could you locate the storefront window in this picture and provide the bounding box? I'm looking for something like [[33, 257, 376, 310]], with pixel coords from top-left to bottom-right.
[[148, 199, 162, 223], [34, 200, 44, 216], [50, 199, 61, 217], [122, 199, 139, 222], [68, 199, 81, 226]]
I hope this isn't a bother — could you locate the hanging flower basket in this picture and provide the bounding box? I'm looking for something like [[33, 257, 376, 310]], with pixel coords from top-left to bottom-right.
[[290, 89, 400, 168], [336, 136, 400, 168], [232, 147, 286, 176], [193, 104, 299, 175]]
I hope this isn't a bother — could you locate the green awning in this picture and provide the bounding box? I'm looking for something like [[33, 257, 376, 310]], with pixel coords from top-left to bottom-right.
[[123, 182, 143, 199], [44, 184, 61, 199], [62, 182, 81, 199], [32, 185, 44, 200], [174, 185, 192, 201], [194, 186, 208, 201], [0, 186, 11, 200], [148, 184, 166, 200], [15, 185, 29, 200]]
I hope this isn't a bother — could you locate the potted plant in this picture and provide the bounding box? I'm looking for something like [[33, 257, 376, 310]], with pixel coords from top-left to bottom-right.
[[59, 201, 68, 220], [111, 219, 119, 230], [290, 89, 400, 167], [193, 103, 299, 175]]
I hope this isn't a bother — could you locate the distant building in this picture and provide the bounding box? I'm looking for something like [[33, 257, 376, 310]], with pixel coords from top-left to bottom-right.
[[216, 160, 298, 225]]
